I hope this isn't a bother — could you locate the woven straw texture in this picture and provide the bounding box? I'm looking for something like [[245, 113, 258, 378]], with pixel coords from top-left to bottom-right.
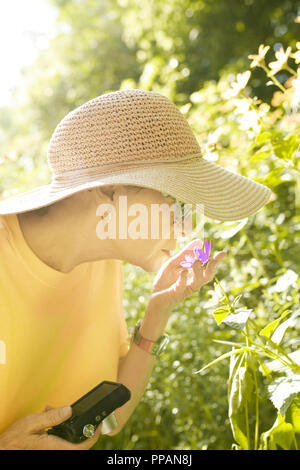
[[47, 89, 202, 176], [0, 88, 273, 220]]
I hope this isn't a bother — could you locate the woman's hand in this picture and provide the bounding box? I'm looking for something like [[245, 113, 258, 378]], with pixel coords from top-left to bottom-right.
[[148, 239, 226, 315], [0, 405, 103, 450]]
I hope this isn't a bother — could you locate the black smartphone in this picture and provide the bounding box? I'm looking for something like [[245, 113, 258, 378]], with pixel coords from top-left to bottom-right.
[[47, 380, 131, 443]]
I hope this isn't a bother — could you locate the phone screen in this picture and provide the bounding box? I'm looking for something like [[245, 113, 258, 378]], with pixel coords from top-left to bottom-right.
[[72, 382, 118, 415]]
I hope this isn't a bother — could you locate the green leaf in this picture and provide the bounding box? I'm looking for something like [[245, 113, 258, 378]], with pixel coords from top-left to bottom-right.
[[286, 396, 300, 433], [260, 413, 295, 450], [268, 374, 300, 416], [256, 168, 285, 188], [228, 352, 254, 450], [255, 132, 272, 145], [259, 310, 292, 339], [232, 295, 242, 306], [259, 362, 273, 377], [263, 350, 300, 374], [270, 420, 294, 449], [212, 339, 247, 348], [230, 417, 249, 450], [222, 309, 251, 330], [213, 307, 230, 325], [230, 281, 262, 295], [249, 150, 270, 163], [271, 316, 294, 345], [228, 352, 245, 415], [194, 347, 247, 374], [272, 134, 300, 161]]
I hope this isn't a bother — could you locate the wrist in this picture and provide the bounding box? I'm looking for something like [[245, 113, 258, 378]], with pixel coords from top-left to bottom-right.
[[139, 307, 170, 342], [131, 317, 170, 357], [146, 298, 172, 318]]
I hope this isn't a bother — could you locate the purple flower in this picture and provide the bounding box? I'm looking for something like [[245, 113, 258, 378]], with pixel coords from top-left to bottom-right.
[[180, 254, 195, 269], [194, 240, 212, 266], [180, 239, 212, 268]]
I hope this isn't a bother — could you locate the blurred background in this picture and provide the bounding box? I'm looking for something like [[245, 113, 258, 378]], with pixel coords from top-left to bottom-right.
[[0, 0, 299, 450]]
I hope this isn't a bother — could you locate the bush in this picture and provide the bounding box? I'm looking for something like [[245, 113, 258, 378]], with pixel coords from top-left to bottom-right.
[[97, 42, 300, 450]]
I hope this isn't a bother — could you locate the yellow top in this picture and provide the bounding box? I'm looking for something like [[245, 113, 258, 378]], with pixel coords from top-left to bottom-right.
[[0, 213, 130, 434]]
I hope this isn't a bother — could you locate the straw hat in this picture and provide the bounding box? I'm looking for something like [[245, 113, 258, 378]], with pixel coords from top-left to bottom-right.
[[0, 88, 272, 221]]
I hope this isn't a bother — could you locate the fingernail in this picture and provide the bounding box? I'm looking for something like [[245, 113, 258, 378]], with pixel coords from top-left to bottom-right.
[[217, 251, 226, 257], [61, 405, 72, 416]]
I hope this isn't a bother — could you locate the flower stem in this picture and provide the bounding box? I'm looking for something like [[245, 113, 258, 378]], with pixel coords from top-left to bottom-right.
[[214, 276, 234, 313], [284, 64, 297, 76], [250, 351, 259, 450], [248, 318, 300, 371], [260, 64, 286, 92], [241, 332, 294, 369]]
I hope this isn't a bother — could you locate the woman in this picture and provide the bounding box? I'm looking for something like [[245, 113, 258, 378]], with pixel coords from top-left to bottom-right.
[[0, 89, 272, 449]]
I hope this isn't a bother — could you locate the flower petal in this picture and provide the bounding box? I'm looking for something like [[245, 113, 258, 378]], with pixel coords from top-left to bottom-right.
[[180, 260, 194, 268], [204, 240, 212, 257], [197, 252, 207, 264], [193, 246, 202, 258], [185, 254, 195, 262]]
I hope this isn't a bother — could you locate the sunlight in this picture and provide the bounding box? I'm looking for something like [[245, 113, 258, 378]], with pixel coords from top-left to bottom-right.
[[0, 0, 57, 105]]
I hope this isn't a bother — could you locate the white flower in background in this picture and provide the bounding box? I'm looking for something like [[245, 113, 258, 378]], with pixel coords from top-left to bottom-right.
[[204, 127, 224, 155], [232, 96, 270, 135], [291, 68, 300, 108], [239, 109, 260, 134], [248, 44, 270, 68], [258, 102, 270, 113], [241, 109, 260, 133], [270, 269, 298, 293], [291, 42, 300, 64], [232, 98, 251, 115], [224, 71, 251, 98], [268, 46, 292, 76], [179, 103, 192, 114], [208, 127, 223, 144], [205, 282, 225, 307]]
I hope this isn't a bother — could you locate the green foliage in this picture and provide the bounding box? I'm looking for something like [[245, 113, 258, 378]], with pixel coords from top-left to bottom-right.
[[0, 0, 299, 450], [260, 413, 295, 450], [196, 294, 300, 449], [102, 42, 299, 450], [112, 0, 299, 101]]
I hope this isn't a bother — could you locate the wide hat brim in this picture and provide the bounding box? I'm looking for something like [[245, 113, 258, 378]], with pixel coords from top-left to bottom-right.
[[0, 157, 272, 221]]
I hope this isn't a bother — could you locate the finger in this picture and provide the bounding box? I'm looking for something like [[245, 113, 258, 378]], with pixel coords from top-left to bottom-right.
[[171, 269, 189, 302], [168, 239, 203, 269], [174, 267, 199, 299], [43, 405, 54, 412], [203, 251, 226, 283], [178, 268, 188, 289], [40, 422, 103, 450], [45, 423, 102, 450], [68, 422, 103, 450], [30, 434, 83, 451], [188, 259, 205, 291], [27, 405, 72, 432]]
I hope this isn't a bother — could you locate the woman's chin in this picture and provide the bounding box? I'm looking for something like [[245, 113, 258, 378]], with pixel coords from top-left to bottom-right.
[[139, 255, 166, 273]]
